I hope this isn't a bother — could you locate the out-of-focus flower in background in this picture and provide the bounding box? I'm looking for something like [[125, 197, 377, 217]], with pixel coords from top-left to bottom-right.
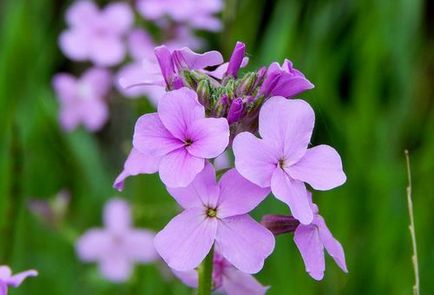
[[76, 198, 158, 282], [0, 266, 38, 294], [136, 0, 223, 32], [173, 251, 268, 295], [52, 68, 111, 132], [59, 1, 133, 66]]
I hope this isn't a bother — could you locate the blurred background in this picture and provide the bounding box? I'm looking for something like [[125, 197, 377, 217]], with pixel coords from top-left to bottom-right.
[[0, 0, 433, 294]]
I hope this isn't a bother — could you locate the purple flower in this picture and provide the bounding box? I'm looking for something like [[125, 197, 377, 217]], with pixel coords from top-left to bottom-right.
[[76, 198, 158, 282], [233, 97, 346, 224], [137, 0, 223, 32], [294, 193, 347, 280], [0, 266, 37, 294], [173, 252, 268, 295], [154, 163, 274, 273], [59, 1, 133, 66], [52, 68, 111, 132], [129, 87, 229, 187], [259, 59, 314, 98], [225, 41, 246, 78]]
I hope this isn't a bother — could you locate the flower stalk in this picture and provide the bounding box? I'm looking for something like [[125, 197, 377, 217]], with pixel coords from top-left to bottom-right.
[[198, 247, 214, 295]]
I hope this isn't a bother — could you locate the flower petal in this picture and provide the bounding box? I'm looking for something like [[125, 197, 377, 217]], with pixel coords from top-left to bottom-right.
[[157, 88, 205, 140], [259, 97, 314, 164], [99, 255, 132, 282], [59, 29, 89, 61], [187, 118, 229, 159], [76, 229, 112, 261], [167, 162, 219, 209], [222, 267, 269, 295], [159, 148, 204, 188], [154, 208, 218, 271], [294, 224, 325, 280], [175, 47, 223, 69], [52, 73, 77, 103], [216, 215, 275, 274], [81, 68, 112, 97], [133, 113, 183, 156], [65, 0, 98, 27], [217, 169, 270, 218], [316, 216, 348, 273], [125, 230, 159, 263], [0, 266, 11, 279], [172, 269, 198, 288], [233, 132, 278, 188], [288, 145, 346, 190], [80, 99, 108, 132], [7, 270, 38, 287], [270, 168, 313, 225], [90, 36, 125, 67], [102, 3, 133, 34], [103, 198, 131, 233], [113, 148, 160, 191]]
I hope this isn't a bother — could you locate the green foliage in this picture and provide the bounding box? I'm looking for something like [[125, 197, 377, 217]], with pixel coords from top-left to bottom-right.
[[0, 0, 433, 294]]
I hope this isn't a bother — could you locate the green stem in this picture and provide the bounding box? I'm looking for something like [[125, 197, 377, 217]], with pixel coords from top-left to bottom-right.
[[198, 247, 214, 295]]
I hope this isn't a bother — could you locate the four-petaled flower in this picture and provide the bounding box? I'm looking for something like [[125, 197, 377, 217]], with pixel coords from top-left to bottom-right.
[[233, 96, 346, 224], [0, 265, 37, 295], [294, 193, 348, 280], [121, 87, 229, 188], [53, 68, 111, 132], [59, 1, 133, 66], [154, 163, 274, 273], [76, 198, 158, 282], [174, 251, 268, 295]]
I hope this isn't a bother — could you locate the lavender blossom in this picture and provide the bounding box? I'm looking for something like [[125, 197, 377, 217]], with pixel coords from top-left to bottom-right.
[[59, 1, 133, 66], [233, 97, 346, 224], [52, 68, 111, 132], [76, 198, 158, 282], [154, 163, 274, 273]]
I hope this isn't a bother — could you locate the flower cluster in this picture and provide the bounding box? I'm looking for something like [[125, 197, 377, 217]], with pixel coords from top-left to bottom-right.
[[53, 0, 222, 132], [115, 40, 348, 291]]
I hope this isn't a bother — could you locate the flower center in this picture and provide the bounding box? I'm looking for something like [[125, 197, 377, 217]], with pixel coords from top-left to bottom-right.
[[278, 158, 287, 168], [206, 208, 217, 218], [184, 139, 193, 146]]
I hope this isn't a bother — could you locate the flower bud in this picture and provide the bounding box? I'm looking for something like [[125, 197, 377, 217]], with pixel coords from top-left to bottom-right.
[[213, 94, 228, 117], [197, 79, 211, 108], [225, 41, 246, 79], [261, 214, 300, 235], [235, 72, 256, 96], [181, 70, 197, 89], [227, 98, 244, 124]]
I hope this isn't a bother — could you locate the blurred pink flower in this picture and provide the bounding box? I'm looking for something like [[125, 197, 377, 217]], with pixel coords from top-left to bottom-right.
[[59, 1, 133, 66], [174, 252, 268, 295], [76, 198, 158, 282], [52, 68, 111, 132], [137, 0, 223, 31], [0, 266, 37, 294]]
